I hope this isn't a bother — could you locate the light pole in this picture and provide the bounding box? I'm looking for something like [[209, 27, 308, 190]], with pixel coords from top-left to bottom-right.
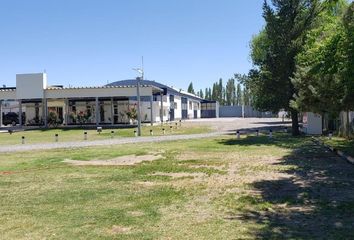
[[133, 68, 143, 136]]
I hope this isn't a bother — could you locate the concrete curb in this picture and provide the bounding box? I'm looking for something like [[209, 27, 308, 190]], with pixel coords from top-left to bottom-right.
[[312, 137, 354, 164]]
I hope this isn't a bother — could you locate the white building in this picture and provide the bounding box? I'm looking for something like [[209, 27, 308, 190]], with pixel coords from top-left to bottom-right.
[[0, 73, 216, 128]]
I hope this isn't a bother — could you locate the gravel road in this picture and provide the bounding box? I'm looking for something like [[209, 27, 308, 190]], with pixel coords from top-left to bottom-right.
[[0, 118, 290, 153]]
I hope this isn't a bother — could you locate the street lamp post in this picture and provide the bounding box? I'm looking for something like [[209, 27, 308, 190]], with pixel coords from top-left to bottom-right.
[[133, 68, 144, 136], [136, 76, 142, 136]]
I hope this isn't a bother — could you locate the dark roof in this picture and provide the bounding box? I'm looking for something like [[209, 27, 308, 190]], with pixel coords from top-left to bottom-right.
[[106, 79, 203, 101]]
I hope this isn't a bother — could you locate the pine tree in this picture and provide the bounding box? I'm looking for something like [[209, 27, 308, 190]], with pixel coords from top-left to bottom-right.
[[187, 82, 195, 94], [199, 89, 204, 99], [246, 0, 322, 135]]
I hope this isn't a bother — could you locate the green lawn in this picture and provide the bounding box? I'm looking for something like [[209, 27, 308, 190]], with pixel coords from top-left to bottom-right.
[[321, 136, 354, 156], [0, 123, 210, 145], [1, 133, 354, 239]]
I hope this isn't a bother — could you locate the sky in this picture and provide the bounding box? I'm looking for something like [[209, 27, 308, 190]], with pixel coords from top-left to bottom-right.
[[0, 0, 265, 92]]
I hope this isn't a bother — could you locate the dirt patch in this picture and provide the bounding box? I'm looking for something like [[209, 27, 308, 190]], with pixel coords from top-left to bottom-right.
[[150, 172, 206, 179], [108, 225, 132, 234], [63, 154, 162, 166], [0, 171, 16, 175]]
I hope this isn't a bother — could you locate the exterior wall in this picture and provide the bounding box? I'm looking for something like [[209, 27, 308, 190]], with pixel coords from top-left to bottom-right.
[[16, 73, 47, 99], [0, 90, 16, 100], [219, 105, 272, 118], [173, 95, 182, 120], [45, 87, 153, 99], [219, 106, 242, 117], [302, 112, 322, 135]]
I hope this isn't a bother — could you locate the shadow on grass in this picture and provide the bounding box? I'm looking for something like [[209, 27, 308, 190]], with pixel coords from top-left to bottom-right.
[[219, 134, 354, 239]]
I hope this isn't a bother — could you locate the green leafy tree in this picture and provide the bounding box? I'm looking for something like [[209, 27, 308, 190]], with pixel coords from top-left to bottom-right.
[[292, 1, 354, 137], [246, 0, 324, 136]]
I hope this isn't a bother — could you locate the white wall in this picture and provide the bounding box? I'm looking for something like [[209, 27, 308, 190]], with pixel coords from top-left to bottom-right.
[[45, 86, 153, 99], [16, 73, 47, 99]]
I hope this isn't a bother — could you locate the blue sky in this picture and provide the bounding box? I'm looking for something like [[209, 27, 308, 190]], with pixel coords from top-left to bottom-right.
[[0, 0, 264, 91]]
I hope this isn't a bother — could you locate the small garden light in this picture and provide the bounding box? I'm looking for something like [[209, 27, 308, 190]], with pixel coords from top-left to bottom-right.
[[55, 134, 58, 142], [84, 131, 88, 140], [236, 130, 240, 139], [111, 130, 115, 138], [21, 136, 25, 144], [269, 129, 273, 138], [150, 129, 153, 136]]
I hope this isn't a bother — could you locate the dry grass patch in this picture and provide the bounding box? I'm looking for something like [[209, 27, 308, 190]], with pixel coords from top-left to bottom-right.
[[63, 154, 163, 166]]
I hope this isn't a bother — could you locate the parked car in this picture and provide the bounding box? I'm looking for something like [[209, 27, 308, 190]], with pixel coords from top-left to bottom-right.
[[2, 112, 26, 126]]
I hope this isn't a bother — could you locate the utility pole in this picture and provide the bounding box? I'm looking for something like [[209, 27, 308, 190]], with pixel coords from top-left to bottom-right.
[[133, 58, 144, 136]]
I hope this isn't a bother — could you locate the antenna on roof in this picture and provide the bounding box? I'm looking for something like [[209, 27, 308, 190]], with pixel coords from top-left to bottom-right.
[[141, 56, 145, 80]]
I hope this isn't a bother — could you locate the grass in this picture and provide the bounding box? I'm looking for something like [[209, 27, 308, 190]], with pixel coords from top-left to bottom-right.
[[0, 123, 210, 145], [321, 136, 354, 156], [1, 133, 354, 239]]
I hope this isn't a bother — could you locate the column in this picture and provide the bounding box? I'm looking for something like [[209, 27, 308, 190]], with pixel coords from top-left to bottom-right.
[[150, 95, 154, 126], [95, 97, 100, 126], [19, 99, 23, 127], [0, 100, 3, 127], [111, 97, 114, 126], [65, 98, 69, 125], [43, 98, 48, 128], [160, 93, 163, 123]]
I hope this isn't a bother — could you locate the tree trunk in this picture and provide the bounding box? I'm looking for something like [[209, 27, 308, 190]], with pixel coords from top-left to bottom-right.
[[346, 111, 350, 139], [291, 109, 300, 136]]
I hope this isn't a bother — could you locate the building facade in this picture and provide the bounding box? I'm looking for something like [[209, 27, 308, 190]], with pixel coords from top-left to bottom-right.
[[0, 73, 214, 128]]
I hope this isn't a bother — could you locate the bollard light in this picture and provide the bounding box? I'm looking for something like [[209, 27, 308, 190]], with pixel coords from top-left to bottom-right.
[[150, 129, 153, 136], [269, 129, 273, 138], [84, 131, 88, 140], [175, 122, 178, 129], [55, 133, 58, 142], [170, 126, 173, 132], [21, 136, 25, 144], [236, 130, 240, 139], [284, 127, 288, 133], [111, 130, 115, 138], [256, 130, 259, 137], [134, 130, 137, 137], [162, 128, 165, 135]]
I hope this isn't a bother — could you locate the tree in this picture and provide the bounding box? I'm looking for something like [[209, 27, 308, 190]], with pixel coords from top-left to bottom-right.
[[236, 83, 242, 106], [246, 0, 324, 136], [225, 78, 236, 105], [205, 88, 209, 100], [291, 1, 354, 137], [218, 78, 225, 105], [187, 82, 195, 94], [199, 89, 204, 99]]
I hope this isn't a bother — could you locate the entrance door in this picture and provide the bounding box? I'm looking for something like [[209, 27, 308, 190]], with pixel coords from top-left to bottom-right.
[[194, 110, 198, 119]]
